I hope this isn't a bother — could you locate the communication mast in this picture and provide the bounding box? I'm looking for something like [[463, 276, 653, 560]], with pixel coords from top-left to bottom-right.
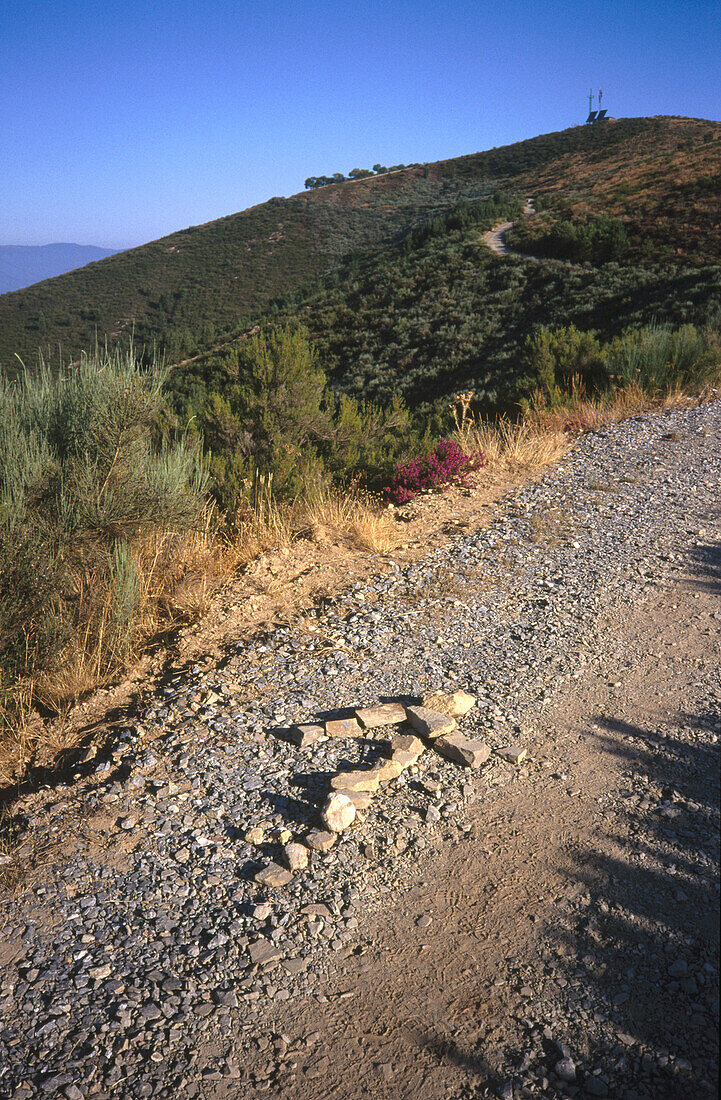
[[586, 86, 607, 124], [586, 88, 597, 124]]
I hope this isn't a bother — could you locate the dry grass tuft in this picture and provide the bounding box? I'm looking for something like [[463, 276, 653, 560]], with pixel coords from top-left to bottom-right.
[[451, 391, 568, 470]]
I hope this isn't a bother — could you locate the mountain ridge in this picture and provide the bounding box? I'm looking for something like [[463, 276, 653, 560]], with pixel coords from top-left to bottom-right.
[[0, 115, 718, 374]]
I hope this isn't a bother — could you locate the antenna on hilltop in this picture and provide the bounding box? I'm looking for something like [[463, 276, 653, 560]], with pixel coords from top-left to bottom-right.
[[585, 87, 598, 124], [598, 87, 603, 109]]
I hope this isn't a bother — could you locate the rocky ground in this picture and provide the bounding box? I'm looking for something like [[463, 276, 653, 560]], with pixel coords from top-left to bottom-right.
[[0, 401, 718, 1100]]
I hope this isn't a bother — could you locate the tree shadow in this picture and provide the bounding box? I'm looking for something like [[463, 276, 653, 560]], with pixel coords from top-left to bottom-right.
[[538, 705, 719, 1098]]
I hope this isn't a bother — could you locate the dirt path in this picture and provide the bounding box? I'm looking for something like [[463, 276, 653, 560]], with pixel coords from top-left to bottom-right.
[[483, 198, 535, 256], [225, 542, 719, 1099]]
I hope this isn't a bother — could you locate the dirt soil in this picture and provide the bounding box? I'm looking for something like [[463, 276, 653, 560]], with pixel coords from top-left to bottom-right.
[[211, 544, 719, 1099]]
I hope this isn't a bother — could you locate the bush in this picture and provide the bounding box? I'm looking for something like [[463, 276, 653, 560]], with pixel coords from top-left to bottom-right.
[[383, 438, 485, 504], [0, 346, 208, 709]]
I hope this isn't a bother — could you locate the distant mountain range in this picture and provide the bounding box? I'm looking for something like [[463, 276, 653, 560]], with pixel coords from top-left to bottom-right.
[[0, 244, 118, 295]]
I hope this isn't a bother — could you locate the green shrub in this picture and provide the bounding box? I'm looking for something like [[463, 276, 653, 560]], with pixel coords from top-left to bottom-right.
[[0, 346, 208, 707]]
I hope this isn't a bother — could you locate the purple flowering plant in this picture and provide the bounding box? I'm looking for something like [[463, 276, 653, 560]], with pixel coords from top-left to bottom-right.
[[383, 438, 486, 504]]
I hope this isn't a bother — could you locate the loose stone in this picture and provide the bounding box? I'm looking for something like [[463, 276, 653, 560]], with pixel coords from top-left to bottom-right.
[[405, 705, 457, 739], [423, 689, 476, 717], [305, 829, 337, 852], [254, 863, 294, 888], [288, 723, 324, 747], [434, 732, 491, 768], [355, 702, 407, 729], [330, 769, 381, 793], [283, 842, 310, 871], [248, 941, 283, 967], [325, 717, 362, 738], [322, 792, 357, 833], [333, 789, 373, 810], [499, 744, 528, 765]]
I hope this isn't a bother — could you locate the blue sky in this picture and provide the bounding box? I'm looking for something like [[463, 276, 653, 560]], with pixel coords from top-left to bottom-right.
[[1, 0, 719, 248]]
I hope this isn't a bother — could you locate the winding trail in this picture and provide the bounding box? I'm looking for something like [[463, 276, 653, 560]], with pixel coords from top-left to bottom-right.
[[483, 196, 536, 255]]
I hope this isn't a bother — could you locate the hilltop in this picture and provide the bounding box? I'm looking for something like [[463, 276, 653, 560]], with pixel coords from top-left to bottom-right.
[[1, 115, 718, 375]]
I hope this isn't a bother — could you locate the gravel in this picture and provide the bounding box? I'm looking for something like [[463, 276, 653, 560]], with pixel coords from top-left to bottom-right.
[[0, 401, 719, 1099]]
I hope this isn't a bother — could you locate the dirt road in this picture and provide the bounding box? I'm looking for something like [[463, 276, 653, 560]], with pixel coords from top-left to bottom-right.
[[234, 551, 718, 1099], [483, 198, 536, 255]]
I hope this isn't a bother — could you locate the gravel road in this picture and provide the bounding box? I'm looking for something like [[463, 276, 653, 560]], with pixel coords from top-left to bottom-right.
[[0, 400, 718, 1100]]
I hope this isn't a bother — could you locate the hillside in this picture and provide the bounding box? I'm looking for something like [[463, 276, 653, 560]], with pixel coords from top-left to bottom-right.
[[0, 243, 119, 295], [1, 115, 718, 374]]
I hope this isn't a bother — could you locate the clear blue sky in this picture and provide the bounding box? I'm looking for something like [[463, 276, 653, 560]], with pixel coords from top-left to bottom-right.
[[2, 0, 718, 249]]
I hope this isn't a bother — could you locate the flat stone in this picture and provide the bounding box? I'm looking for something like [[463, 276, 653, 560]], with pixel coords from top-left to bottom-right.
[[423, 689, 476, 717], [330, 769, 381, 793], [288, 724, 324, 748], [88, 964, 112, 981], [356, 702, 407, 729], [405, 706, 456, 739], [391, 750, 422, 767], [254, 862, 293, 888], [322, 792, 356, 833], [325, 717, 362, 738], [305, 829, 337, 852], [333, 789, 373, 810], [389, 733, 425, 757], [499, 744, 527, 765], [435, 732, 491, 768], [373, 759, 405, 782], [283, 842, 309, 871], [248, 940, 283, 966]]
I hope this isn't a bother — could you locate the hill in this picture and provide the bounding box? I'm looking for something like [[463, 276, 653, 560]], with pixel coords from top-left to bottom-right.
[[0, 243, 118, 296], [1, 115, 718, 375]]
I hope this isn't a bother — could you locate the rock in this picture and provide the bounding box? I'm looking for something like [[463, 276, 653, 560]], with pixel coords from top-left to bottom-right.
[[555, 1057, 576, 1082], [288, 723, 324, 747], [356, 702, 407, 728], [388, 733, 425, 767], [333, 789, 373, 810], [305, 829, 337, 852], [416, 914, 432, 928], [252, 903, 273, 920], [322, 792, 357, 833], [330, 769, 381, 793], [373, 759, 405, 782], [423, 689, 476, 717], [425, 805, 441, 823], [174, 846, 190, 863], [405, 706, 456, 739], [283, 842, 309, 871], [668, 958, 688, 978], [499, 744, 528, 765], [254, 863, 293, 887], [584, 1076, 609, 1097], [248, 940, 283, 966], [276, 827, 292, 844], [87, 964, 112, 981], [434, 732, 491, 768], [325, 717, 362, 738], [245, 827, 265, 845]]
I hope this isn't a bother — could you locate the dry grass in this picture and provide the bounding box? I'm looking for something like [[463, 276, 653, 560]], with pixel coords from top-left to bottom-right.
[[450, 390, 569, 469]]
